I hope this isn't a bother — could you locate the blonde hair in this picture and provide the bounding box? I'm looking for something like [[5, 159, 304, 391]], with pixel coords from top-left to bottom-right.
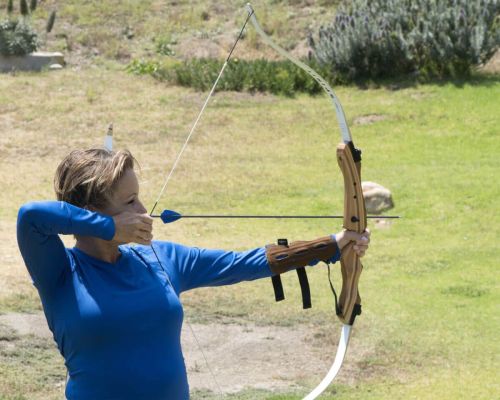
[[54, 149, 137, 209]]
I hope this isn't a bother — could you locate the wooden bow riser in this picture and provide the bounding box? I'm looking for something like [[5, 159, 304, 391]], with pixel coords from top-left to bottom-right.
[[336, 143, 367, 324]]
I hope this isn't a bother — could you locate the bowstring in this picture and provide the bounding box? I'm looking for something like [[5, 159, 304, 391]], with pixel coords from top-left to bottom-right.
[[149, 9, 253, 217], [148, 9, 255, 398]]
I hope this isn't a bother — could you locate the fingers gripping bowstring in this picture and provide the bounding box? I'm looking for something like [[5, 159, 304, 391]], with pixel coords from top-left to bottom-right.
[[149, 10, 254, 217], [147, 10, 254, 398]]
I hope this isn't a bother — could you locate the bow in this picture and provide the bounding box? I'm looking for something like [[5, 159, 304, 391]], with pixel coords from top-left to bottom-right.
[[246, 5, 366, 399]]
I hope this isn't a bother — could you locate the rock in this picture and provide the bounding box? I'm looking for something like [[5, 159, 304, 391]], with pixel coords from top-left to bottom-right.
[[49, 63, 63, 70], [362, 181, 394, 214]]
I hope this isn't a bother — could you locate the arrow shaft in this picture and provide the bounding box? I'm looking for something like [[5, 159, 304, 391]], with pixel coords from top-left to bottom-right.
[[153, 214, 399, 219]]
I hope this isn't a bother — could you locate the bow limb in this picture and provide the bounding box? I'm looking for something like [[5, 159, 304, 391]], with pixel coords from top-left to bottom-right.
[[302, 324, 351, 400], [245, 3, 352, 143]]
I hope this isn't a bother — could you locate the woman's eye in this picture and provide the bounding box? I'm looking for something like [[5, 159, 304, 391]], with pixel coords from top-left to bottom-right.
[[128, 199, 135, 204]]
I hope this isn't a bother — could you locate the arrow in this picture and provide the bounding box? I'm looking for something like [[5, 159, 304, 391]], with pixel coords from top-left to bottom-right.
[[154, 209, 400, 224]]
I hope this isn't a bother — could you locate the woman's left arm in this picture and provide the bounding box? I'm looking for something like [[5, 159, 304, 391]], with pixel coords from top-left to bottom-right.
[[173, 244, 271, 292], [171, 231, 367, 292]]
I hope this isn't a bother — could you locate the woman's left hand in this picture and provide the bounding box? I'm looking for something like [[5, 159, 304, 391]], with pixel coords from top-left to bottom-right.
[[335, 229, 371, 257]]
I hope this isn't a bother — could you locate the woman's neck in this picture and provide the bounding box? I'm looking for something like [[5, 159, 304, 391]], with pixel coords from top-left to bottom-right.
[[75, 237, 122, 264]]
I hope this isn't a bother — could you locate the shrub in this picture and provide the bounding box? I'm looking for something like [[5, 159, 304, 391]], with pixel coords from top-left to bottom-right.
[[0, 19, 37, 55], [0, 0, 56, 56], [127, 59, 161, 75], [154, 34, 176, 56], [309, 0, 500, 80], [127, 57, 336, 97]]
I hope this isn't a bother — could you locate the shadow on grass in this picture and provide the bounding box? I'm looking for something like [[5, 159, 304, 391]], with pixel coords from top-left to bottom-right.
[[351, 72, 500, 91]]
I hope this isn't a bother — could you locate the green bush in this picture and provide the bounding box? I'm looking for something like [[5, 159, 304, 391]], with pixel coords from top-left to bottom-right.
[[126, 58, 178, 82], [0, 19, 37, 55], [309, 0, 500, 80], [127, 57, 335, 97], [127, 58, 161, 75], [0, 0, 56, 56]]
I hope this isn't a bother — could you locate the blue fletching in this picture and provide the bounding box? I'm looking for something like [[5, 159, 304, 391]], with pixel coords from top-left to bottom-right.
[[160, 209, 182, 224]]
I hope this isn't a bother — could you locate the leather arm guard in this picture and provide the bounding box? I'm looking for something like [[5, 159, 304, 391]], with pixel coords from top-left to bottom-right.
[[265, 236, 339, 274]]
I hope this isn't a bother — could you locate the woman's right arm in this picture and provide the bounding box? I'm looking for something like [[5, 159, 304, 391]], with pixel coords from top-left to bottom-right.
[[16, 201, 115, 297]]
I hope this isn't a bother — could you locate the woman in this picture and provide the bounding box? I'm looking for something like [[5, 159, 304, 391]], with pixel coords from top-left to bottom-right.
[[16, 148, 370, 399]]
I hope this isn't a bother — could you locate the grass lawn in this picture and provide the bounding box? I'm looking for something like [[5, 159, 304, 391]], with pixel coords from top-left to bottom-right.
[[0, 66, 498, 399]]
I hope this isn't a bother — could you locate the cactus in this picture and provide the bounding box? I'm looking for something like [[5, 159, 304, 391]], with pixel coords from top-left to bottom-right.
[[30, 0, 37, 12], [46, 10, 56, 33], [19, 0, 29, 17], [7, 0, 14, 14]]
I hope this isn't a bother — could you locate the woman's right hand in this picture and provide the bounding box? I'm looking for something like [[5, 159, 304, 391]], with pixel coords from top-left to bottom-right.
[[112, 212, 154, 245]]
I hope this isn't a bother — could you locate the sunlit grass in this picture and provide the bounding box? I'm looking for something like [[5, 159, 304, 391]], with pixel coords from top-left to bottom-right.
[[0, 64, 498, 399]]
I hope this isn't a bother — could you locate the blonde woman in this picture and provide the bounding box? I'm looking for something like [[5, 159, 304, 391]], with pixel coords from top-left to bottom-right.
[[16, 148, 370, 399]]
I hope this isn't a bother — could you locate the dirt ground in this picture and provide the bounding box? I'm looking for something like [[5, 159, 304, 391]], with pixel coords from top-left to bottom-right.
[[0, 310, 370, 395]]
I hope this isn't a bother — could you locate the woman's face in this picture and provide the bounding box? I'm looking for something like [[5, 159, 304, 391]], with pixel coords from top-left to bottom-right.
[[100, 168, 147, 216]]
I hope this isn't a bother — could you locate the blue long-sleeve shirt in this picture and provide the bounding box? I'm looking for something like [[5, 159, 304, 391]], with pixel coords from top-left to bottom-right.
[[16, 201, 340, 399]]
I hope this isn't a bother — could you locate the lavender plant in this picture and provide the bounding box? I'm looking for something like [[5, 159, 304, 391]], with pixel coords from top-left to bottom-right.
[[309, 0, 500, 80]]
